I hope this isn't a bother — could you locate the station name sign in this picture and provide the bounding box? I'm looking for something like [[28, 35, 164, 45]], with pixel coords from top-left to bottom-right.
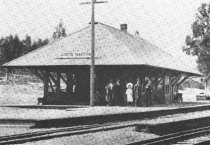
[[57, 52, 101, 59], [61, 52, 91, 57]]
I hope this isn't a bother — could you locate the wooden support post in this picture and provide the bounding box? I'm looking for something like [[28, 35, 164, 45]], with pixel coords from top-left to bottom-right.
[[162, 75, 166, 104], [48, 77, 55, 92], [157, 78, 163, 84], [169, 73, 180, 102], [48, 73, 57, 85], [171, 76, 177, 84], [44, 71, 49, 98], [28, 69, 45, 82], [60, 74, 67, 84], [171, 72, 181, 83], [153, 76, 159, 105], [177, 75, 191, 87], [154, 77, 159, 92], [170, 76, 174, 102], [66, 72, 73, 94], [174, 80, 180, 94], [172, 75, 181, 88], [56, 72, 61, 93], [160, 70, 167, 104], [169, 76, 175, 101]]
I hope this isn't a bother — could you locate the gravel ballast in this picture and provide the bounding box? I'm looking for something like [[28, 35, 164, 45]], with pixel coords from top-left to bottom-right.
[[20, 127, 158, 145]]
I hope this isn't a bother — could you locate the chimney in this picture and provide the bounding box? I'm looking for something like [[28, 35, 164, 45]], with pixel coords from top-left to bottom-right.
[[120, 24, 127, 33]]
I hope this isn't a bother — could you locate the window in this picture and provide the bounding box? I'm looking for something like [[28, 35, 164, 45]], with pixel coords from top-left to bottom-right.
[[165, 85, 170, 94]]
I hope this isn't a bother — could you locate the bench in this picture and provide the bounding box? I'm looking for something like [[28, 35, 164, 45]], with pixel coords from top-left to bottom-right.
[[173, 93, 183, 103]]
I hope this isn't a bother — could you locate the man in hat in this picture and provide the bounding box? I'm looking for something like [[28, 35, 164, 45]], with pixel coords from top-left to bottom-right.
[[105, 79, 114, 106], [134, 78, 142, 106], [112, 79, 123, 106], [145, 79, 153, 107]]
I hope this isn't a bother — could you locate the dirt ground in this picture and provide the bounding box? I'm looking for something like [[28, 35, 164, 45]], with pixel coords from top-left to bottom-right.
[[179, 88, 205, 102], [0, 82, 43, 105]]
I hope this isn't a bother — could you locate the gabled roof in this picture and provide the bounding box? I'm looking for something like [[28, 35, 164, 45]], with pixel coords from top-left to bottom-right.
[[3, 22, 202, 76]]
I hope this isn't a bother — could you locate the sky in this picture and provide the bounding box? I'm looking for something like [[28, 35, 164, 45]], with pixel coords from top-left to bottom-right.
[[0, 0, 210, 68]]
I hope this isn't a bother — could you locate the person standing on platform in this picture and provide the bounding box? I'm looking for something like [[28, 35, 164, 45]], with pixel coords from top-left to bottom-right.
[[126, 82, 133, 106], [112, 79, 123, 106], [105, 79, 114, 106], [145, 79, 153, 107], [94, 90, 102, 106], [134, 78, 142, 106]]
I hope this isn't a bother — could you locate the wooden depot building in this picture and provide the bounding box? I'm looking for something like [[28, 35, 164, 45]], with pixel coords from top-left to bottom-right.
[[3, 23, 202, 106]]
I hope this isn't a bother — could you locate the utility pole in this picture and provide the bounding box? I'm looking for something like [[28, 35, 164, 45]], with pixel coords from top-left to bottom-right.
[[80, 0, 107, 106]]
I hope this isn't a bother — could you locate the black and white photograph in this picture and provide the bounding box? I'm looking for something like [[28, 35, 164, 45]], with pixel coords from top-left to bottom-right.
[[1, 0, 210, 144]]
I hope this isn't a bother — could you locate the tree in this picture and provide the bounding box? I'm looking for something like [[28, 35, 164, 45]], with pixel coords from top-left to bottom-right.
[[22, 35, 32, 54], [0, 34, 49, 65], [183, 3, 210, 74], [1, 35, 22, 63], [52, 19, 67, 40], [31, 38, 49, 51]]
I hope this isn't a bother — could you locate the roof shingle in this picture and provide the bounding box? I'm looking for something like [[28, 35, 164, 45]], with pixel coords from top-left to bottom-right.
[[3, 23, 202, 75]]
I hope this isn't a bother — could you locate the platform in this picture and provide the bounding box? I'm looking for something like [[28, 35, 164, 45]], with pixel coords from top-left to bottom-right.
[[135, 113, 210, 135], [1, 102, 210, 128]]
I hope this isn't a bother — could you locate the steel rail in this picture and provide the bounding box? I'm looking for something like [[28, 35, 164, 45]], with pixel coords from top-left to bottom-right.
[[193, 138, 210, 145], [127, 126, 210, 145], [176, 134, 210, 145], [0, 121, 135, 144], [3, 119, 210, 144]]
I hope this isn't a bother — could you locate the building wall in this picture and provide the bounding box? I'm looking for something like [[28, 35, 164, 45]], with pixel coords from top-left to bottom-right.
[[205, 79, 210, 96]]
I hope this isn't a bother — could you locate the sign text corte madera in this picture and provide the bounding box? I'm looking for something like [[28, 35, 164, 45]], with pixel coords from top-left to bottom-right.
[[61, 52, 91, 57]]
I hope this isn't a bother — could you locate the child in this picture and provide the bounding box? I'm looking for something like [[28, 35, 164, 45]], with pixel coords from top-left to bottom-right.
[[126, 83, 133, 106]]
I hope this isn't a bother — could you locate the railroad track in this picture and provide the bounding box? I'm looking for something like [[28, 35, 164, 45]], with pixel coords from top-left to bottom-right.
[[174, 134, 210, 145], [127, 126, 210, 145], [0, 121, 135, 144], [3, 121, 210, 145]]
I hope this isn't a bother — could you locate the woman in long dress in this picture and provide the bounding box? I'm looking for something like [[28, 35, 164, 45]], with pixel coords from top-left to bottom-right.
[[126, 83, 133, 106]]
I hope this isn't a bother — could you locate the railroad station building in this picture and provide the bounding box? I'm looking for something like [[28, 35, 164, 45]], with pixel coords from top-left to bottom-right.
[[3, 23, 202, 106]]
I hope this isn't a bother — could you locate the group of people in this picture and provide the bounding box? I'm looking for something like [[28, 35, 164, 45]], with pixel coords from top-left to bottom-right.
[[105, 78, 153, 107]]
